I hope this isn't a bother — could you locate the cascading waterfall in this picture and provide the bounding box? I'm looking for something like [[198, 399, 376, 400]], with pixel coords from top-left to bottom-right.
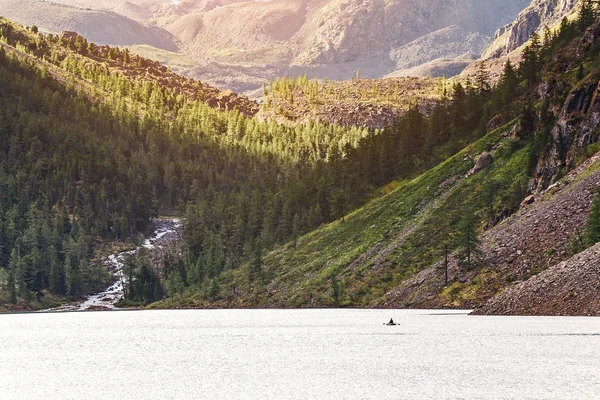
[[41, 218, 181, 312]]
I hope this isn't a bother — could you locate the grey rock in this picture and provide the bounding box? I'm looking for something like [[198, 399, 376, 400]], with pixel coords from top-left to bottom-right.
[[471, 151, 494, 174]]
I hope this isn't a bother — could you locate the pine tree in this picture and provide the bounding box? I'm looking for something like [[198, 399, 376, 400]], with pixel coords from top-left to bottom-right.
[[330, 278, 345, 306], [450, 83, 467, 135], [520, 33, 542, 87], [499, 61, 519, 105], [209, 278, 220, 301], [291, 214, 302, 248], [585, 191, 600, 247], [577, 0, 596, 33], [8, 269, 17, 304], [190, 254, 205, 285], [49, 246, 66, 295], [456, 211, 482, 270], [475, 61, 490, 95], [542, 25, 553, 48], [9, 247, 25, 297], [518, 101, 536, 138], [248, 241, 263, 283]]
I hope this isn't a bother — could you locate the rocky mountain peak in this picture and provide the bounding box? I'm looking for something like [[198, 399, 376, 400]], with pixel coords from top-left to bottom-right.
[[484, 0, 579, 59]]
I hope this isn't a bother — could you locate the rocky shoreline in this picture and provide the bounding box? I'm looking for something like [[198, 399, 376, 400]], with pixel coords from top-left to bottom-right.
[[473, 243, 600, 316]]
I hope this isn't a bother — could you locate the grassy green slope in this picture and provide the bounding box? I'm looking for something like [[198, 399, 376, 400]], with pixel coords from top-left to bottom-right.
[[257, 123, 530, 307], [151, 120, 535, 309]]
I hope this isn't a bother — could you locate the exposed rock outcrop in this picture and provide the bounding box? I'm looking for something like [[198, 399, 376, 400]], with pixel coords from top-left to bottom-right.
[[520, 194, 536, 207], [471, 152, 494, 174], [256, 76, 438, 128], [530, 21, 600, 192], [483, 0, 578, 59]]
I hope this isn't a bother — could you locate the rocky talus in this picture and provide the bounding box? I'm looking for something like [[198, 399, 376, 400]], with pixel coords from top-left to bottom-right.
[[382, 154, 600, 310], [473, 243, 600, 316]]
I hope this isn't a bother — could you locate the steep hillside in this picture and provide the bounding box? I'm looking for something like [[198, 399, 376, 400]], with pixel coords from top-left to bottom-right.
[[148, 12, 600, 314], [380, 15, 600, 313], [0, 18, 374, 310], [462, 0, 581, 81], [150, 118, 525, 309], [0, 17, 258, 115], [3, 17, 483, 311], [384, 154, 600, 309], [182, 0, 529, 91]]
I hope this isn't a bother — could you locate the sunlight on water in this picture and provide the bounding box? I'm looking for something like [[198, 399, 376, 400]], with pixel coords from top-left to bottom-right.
[[0, 309, 599, 400]]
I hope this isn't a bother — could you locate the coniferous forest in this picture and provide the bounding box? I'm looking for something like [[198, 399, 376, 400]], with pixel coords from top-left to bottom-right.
[[1, 1, 599, 309]]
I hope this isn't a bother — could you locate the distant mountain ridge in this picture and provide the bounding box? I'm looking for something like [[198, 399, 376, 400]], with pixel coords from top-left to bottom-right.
[[0, 0, 178, 51], [1, 0, 531, 92]]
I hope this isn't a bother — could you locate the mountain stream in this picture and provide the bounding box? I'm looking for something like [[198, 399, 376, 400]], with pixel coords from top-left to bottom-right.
[[41, 218, 181, 312]]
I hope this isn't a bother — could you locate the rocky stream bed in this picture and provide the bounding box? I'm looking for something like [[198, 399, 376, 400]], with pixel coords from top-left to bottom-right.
[[40, 218, 181, 312]]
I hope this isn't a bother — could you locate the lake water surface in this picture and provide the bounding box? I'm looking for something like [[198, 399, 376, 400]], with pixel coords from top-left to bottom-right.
[[1, 309, 599, 399]]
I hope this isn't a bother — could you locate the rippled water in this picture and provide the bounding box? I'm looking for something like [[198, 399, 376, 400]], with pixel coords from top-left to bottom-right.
[[1, 309, 599, 399]]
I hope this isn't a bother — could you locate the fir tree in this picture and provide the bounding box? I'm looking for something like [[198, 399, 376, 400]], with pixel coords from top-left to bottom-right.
[[499, 60, 519, 105], [456, 211, 482, 270], [209, 278, 220, 301], [330, 278, 345, 306], [475, 61, 491, 95], [520, 33, 542, 87], [518, 101, 537, 138], [248, 241, 263, 283], [8, 269, 17, 304], [577, 0, 597, 33], [585, 191, 600, 247]]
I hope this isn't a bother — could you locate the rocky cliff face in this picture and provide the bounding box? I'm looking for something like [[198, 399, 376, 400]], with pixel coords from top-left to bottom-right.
[[484, 0, 578, 59], [382, 155, 600, 311], [291, 0, 530, 74], [530, 20, 600, 193]]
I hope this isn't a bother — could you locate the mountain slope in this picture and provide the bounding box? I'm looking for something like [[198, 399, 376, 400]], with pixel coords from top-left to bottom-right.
[[461, 0, 581, 81], [4, 17, 473, 311], [181, 0, 530, 91], [148, 13, 600, 315], [0, 18, 373, 310], [473, 241, 600, 316], [1, 0, 531, 92], [0, 0, 178, 50], [384, 154, 600, 309]]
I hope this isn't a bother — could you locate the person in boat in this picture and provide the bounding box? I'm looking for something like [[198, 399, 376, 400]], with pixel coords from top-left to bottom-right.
[[386, 318, 395, 325]]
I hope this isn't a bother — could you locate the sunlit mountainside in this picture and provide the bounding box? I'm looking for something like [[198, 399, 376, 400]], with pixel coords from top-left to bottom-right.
[[1, 0, 531, 92]]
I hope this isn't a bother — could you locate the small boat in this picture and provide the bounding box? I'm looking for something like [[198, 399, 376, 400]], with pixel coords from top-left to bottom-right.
[[385, 318, 397, 326]]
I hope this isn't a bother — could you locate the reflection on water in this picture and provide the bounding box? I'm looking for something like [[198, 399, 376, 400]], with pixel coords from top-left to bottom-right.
[[1, 309, 599, 400]]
